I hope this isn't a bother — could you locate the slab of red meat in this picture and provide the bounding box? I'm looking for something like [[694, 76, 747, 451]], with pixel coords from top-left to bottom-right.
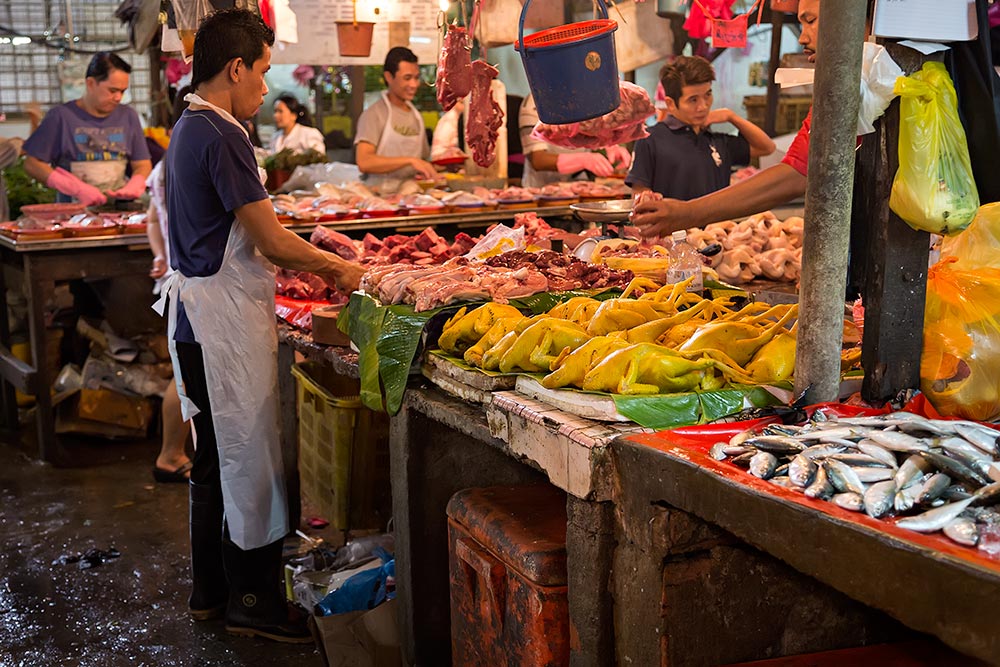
[[466, 60, 503, 168], [310, 226, 359, 261], [362, 233, 385, 254], [449, 232, 477, 255], [435, 25, 472, 112], [531, 81, 654, 150]]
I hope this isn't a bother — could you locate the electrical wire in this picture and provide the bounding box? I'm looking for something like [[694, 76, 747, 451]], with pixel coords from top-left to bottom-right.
[[0, 24, 130, 55]]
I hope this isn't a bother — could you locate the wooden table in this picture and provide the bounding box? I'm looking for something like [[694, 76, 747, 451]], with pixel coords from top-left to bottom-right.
[[0, 232, 153, 460]]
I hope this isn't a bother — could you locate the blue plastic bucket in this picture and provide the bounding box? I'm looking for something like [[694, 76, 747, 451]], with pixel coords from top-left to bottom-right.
[[515, 0, 620, 125]]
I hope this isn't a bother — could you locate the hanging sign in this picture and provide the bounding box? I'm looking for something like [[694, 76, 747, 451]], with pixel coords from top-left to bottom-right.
[[691, 0, 762, 49], [711, 14, 749, 47]]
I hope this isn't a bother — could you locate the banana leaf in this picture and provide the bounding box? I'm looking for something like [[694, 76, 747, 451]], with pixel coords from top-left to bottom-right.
[[342, 292, 389, 411], [340, 289, 623, 414], [613, 384, 783, 430]]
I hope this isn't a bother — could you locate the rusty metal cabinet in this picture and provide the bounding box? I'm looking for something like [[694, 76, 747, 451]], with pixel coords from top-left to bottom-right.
[[447, 485, 569, 667]]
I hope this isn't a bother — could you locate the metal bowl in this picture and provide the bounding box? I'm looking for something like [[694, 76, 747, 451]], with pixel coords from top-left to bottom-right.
[[570, 199, 633, 224]]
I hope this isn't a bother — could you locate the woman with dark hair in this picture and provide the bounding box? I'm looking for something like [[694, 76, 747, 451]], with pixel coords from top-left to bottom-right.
[[22, 51, 150, 205], [268, 93, 324, 154]]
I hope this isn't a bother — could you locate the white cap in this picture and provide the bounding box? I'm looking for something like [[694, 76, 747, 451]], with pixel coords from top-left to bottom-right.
[[671, 230, 686, 242]]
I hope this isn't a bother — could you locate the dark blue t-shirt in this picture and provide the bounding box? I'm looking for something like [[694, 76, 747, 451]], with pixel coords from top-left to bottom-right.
[[626, 117, 750, 201], [23, 101, 150, 202], [165, 108, 269, 343]]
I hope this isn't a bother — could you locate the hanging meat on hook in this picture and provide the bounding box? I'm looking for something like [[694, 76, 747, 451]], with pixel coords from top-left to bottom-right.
[[435, 24, 472, 112], [466, 60, 503, 168]]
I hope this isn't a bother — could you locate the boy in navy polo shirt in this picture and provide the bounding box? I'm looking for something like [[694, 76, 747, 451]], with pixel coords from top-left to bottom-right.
[[627, 56, 775, 201]]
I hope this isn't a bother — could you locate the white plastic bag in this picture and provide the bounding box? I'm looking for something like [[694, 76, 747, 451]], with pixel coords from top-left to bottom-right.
[[857, 42, 903, 136], [464, 223, 526, 260]]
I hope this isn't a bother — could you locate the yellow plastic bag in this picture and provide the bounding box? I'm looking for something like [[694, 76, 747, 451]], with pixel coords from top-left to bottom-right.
[[922, 256, 1000, 421], [941, 202, 1000, 269], [890, 62, 979, 236]]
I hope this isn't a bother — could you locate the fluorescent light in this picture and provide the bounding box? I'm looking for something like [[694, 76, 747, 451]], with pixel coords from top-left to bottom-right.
[[410, 36, 431, 44], [11, 36, 31, 45], [439, 0, 450, 11]]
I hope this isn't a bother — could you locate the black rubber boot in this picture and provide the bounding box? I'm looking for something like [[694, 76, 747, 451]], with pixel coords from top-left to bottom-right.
[[222, 536, 312, 644], [188, 482, 228, 620]]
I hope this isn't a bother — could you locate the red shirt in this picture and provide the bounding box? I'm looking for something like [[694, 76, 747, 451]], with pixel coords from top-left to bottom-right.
[[780, 107, 862, 177], [781, 109, 812, 177]]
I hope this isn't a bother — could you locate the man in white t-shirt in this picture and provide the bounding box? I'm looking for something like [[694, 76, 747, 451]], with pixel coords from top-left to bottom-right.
[[354, 47, 436, 187]]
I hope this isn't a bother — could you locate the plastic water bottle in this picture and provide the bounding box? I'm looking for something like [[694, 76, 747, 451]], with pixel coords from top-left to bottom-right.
[[666, 230, 704, 293]]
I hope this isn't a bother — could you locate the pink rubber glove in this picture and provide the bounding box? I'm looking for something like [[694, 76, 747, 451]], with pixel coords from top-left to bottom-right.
[[107, 173, 147, 200], [604, 145, 632, 171], [556, 152, 614, 177], [45, 167, 107, 207]]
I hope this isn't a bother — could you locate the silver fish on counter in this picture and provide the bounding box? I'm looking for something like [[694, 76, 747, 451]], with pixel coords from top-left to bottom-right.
[[710, 413, 1000, 551], [943, 516, 979, 547], [863, 480, 896, 519], [895, 498, 975, 533]]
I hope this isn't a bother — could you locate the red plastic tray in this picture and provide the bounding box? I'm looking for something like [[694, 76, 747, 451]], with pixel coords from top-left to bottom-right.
[[628, 399, 1000, 571]]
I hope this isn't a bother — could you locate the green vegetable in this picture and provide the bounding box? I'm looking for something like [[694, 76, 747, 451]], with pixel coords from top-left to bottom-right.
[[263, 148, 327, 172], [3, 156, 55, 219]]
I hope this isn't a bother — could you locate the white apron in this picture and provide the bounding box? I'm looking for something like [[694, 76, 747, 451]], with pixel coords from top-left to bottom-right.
[[154, 94, 287, 550], [365, 92, 426, 191]]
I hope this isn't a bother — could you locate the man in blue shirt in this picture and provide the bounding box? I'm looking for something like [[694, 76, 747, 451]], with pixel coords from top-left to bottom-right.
[[23, 52, 151, 205], [627, 56, 775, 201], [162, 8, 363, 643]]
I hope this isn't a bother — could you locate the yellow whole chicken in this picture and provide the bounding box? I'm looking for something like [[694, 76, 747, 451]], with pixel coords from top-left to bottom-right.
[[438, 303, 523, 356], [499, 318, 591, 374], [582, 344, 718, 395], [541, 336, 630, 389]]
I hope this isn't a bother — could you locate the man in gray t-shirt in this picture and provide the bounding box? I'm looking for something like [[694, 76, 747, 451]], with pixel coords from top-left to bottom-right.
[[354, 47, 434, 186]]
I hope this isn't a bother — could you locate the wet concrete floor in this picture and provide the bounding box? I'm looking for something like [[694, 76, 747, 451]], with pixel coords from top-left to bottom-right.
[[0, 434, 324, 667]]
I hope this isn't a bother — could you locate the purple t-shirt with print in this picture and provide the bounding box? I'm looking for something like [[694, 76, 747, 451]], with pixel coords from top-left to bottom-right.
[[23, 101, 149, 170]]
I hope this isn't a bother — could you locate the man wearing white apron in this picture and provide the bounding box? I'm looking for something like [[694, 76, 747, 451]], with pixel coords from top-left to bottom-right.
[[157, 9, 363, 643], [354, 46, 437, 192]]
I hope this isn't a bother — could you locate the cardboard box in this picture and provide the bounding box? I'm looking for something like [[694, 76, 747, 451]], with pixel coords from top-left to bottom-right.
[[54, 388, 153, 438], [312, 306, 352, 347], [313, 598, 401, 667]]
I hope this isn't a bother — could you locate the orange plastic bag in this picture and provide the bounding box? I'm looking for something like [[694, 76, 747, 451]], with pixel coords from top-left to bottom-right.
[[921, 253, 1000, 421]]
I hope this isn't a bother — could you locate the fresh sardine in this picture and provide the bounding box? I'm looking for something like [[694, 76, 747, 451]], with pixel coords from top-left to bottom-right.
[[793, 426, 862, 442], [953, 423, 1000, 457], [749, 451, 779, 480], [863, 480, 896, 518], [972, 481, 1000, 507], [829, 453, 891, 468], [729, 430, 751, 447], [832, 492, 864, 512], [896, 498, 975, 533], [824, 460, 866, 495], [745, 436, 805, 455], [866, 430, 930, 453], [730, 451, 756, 468], [894, 455, 934, 490], [917, 451, 991, 487], [943, 516, 979, 546], [709, 441, 728, 460], [894, 483, 922, 513], [856, 442, 899, 469], [769, 476, 797, 489], [804, 464, 835, 500], [915, 473, 952, 505], [788, 454, 817, 488], [800, 444, 847, 461], [853, 467, 895, 483]]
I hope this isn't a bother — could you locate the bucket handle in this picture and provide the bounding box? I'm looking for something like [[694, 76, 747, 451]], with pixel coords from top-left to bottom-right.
[[519, 0, 610, 52]]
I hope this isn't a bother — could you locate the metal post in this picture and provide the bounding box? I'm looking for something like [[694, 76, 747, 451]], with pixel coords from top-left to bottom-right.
[[793, 0, 866, 403]]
